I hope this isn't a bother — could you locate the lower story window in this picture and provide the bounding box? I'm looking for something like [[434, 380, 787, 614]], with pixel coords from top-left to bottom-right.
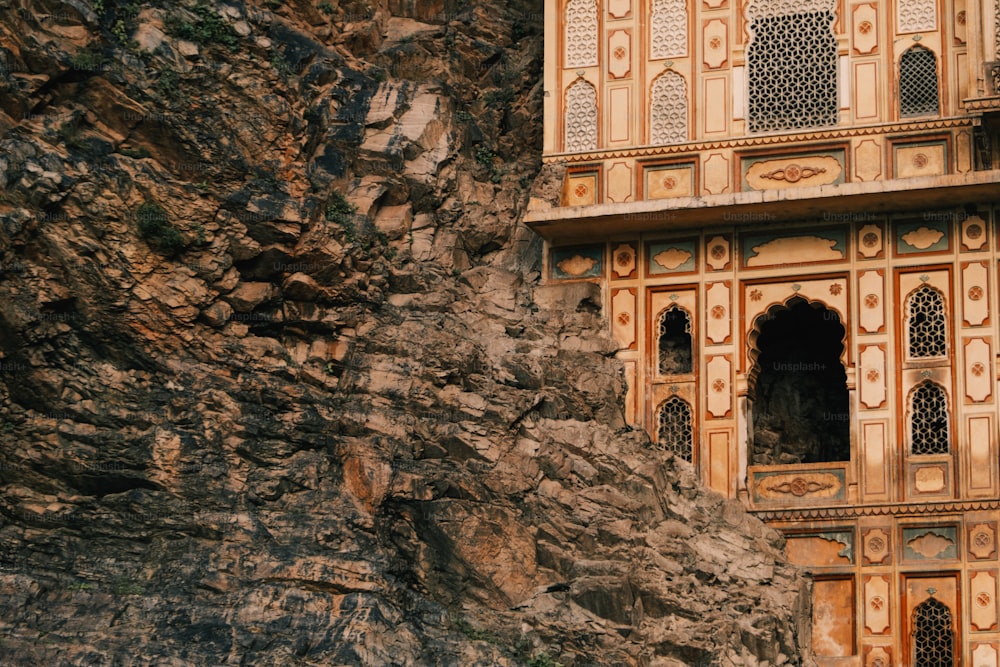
[[657, 396, 693, 462]]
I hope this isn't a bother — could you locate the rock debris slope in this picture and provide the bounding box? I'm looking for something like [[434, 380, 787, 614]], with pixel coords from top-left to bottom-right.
[[0, 1, 814, 665]]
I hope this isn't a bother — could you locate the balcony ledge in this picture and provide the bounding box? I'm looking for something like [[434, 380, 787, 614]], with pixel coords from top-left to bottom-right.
[[524, 170, 1000, 244]]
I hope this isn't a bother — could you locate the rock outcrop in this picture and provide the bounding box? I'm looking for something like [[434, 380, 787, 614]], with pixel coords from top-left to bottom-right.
[[0, 1, 814, 665]]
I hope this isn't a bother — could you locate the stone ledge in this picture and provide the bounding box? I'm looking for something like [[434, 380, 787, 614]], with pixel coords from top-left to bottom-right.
[[525, 170, 1000, 243]]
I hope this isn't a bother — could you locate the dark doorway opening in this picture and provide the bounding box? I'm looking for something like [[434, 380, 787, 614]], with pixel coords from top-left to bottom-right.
[[750, 299, 850, 465], [658, 307, 692, 375]]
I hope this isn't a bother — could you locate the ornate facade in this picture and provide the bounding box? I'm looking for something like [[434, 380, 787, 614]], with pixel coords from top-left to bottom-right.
[[531, 0, 1000, 663]]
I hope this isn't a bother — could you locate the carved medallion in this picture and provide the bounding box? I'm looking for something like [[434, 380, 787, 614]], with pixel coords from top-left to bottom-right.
[[760, 163, 826, 183]]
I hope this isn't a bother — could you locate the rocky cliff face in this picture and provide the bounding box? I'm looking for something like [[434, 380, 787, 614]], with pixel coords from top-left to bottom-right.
[[0, 1, 814, 665]]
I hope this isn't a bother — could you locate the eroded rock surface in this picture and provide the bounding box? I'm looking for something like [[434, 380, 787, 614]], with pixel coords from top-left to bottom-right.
[[0, 1, 813, 665]]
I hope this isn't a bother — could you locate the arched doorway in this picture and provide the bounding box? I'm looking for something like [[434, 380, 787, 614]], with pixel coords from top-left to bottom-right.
[[749, 298, 850, 465]]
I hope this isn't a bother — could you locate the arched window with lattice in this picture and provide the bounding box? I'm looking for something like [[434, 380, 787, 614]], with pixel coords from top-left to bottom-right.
[[650, 71, 688, 145], [564, 79, 597, 152], [564, 0, 598, 68], [912, 597, 954, 666], [900, 45, 939, 117], [657, 306, 692, 375], [657, 396, 693, 461], [746, 0, 838, 132], [909, 382, 950, 455], [906, 285, 947, 358]]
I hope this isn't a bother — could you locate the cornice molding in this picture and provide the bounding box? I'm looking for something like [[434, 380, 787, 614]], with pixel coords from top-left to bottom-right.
[[543, 117, 977, 163], [750, 498, 1000, 522]]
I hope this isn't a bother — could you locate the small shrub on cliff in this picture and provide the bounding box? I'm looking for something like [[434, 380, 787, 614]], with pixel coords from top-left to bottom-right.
[[453, 618, 498, 643], [70, 48, 107, 72], [136, 201, 185, 255], [325, 192, 355, 224], [475, 145, 503, 184], [112, 577, 143, 596], [527, 653, 562, 667], [165, 3, 239, 50]]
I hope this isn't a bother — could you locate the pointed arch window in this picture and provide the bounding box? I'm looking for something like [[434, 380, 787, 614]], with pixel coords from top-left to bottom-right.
[[657, 305, 692, 375], [657, 396, 693, 461], [910, 382, 950, 455], [650, 71, 688, 145], [900, 45, 939, 117], [912, 597, 954, 667], [564, 80, 598, 152], [906, 285, 947, 358]]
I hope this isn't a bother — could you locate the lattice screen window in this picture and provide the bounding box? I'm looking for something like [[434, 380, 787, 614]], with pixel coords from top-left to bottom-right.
[[906, 285, 947, 358], [650, 71, 688, 145], [746, 10, 838, 132], [913, 598, 954, 666], [910, 382, 950, 455], [564, 80, 598, 152], [898, 0, 937, 33], [658, 306, 692, 374], [564, 0, 598, 68], [657, 396, 693, 462], [651, 0, 687, 58], [900, 46, 939, 117]]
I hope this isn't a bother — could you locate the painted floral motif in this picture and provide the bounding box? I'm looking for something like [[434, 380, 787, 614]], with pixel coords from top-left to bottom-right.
[[749, 289, 763, 301], [968, 286, 984, 301], [862, 232, 880, 248], [710, 305, 726, 319], [829, 283, 843, 295], [864, 294, 880, 309]]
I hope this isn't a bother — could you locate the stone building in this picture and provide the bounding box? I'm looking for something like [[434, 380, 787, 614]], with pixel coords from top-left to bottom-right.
[[528, 0, 1000, 663]]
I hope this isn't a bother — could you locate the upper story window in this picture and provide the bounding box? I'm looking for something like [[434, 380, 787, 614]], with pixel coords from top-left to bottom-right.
[[564, 0, 597, 68], [650, 0, 687, 59], [564, 79, 598, 152], [746, 0, 838, 132], [906, 285, 947, 358], [657, 396, 693, 462], [899, 45, 940, 117], [650, 71, 688, 145]]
